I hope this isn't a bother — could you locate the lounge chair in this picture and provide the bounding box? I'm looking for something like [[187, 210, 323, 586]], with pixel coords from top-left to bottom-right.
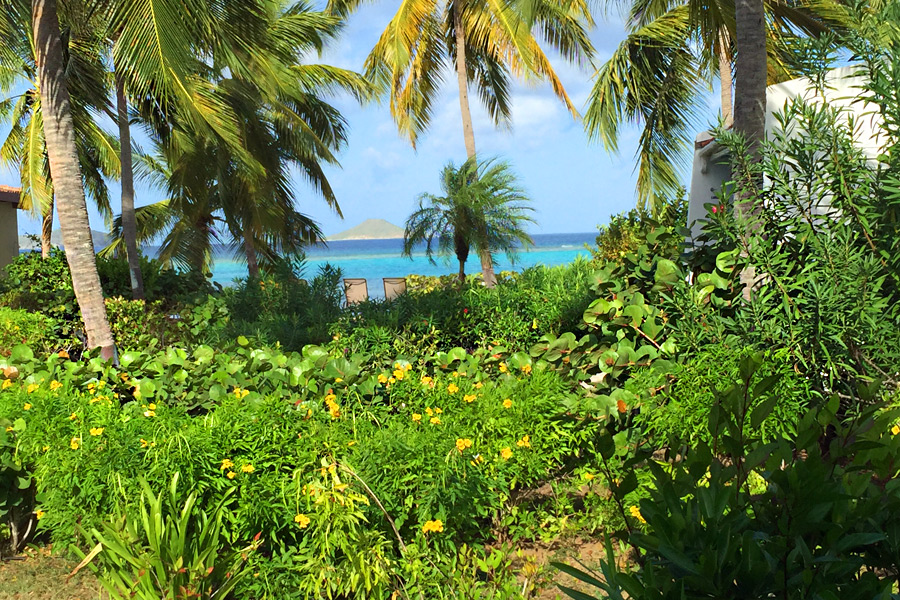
[[343, 278, 368, 305], [383, 277, 407, 300]]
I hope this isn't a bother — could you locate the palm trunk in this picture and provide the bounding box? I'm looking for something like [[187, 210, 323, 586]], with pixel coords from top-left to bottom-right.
[[34, 0, 115, 358], [453, 4, 476, 159], [244, 227, 260, 279], [41, 200, 52, 258], [733, 0, 767, 300], [453, 5, 496, 288], [115, 69, 145, 301], [718, 30, 733, 128], [455, 232, 468, 285]]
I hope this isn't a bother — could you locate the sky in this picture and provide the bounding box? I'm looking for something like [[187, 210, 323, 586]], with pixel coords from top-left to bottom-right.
[[7, 4, 720, 238]]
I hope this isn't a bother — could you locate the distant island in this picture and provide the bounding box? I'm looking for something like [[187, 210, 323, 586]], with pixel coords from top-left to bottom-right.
[[19, 229, 112, 251], [327, 219, 404, 241]]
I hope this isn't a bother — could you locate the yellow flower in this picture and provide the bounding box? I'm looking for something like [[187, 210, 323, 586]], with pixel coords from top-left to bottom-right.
[[498, 363, 508, 373], [404, 364, 412, 371], [463, 394, 476, 403], [447, 383, 459, 394], [324, 393, 337, 403], [221, 458, 234, 470], [420, 376, 433, 386], [23, 403, 32, 411], [70, 437, 80, 450], [26, 383, 39, 393], [69, 412, 77, 421], [49, 380, 62, 392], [35, 509, 45, 520], [892, 425, 900, 436], [233, 387, 250, 399], [42, 445, 49, 452], [470, 454, 484, 466], [532, 318, 538, 330], [474, 382, 483, 389], [388, 377, 396, 384], [521, 364, 532, 375], [226, 471, 236, 479], [378, 374, 388, 384], [502, 399, 513, 409], [148, 403, 157, 410], [452, 371, 459, 378], [89, 427, 104, 437], [5, 426, 12, 432], [629, 505, 646, 524], [455, 438, 473, 453], [143, 410, 156, 417], [294, 513, 311, 528], [434, 407, 443, 414], [58, 350, 69, 359], [430, 417, 441, 425], [500, 447, 513, 460], [241, 464, 255, 473], [140, 439, 149, 448], [1, 379, 11, 390], [335, 378, 343, 383], [422, 519, 444, 533], [516, 435, 531, 448], [393, 369, 405, 381], [583, 472, 595, 481], [425, 407, 433, 416], [412, 413, 422, 422]]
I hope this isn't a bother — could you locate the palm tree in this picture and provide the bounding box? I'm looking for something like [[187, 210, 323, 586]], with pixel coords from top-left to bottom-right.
[[0, 1, 118, 258], [104, 1, 370, 277], [334, 0, 592, 285], [32, 0, 115, 357], [403, 156, 534, 284], [584, 0, 846, 212]]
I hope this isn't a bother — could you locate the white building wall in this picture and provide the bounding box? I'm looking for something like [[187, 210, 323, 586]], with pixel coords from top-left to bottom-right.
[[687, 66, 884, 240]]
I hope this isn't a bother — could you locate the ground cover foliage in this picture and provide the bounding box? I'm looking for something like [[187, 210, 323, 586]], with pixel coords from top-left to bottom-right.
[[2, 60, 900, 600]]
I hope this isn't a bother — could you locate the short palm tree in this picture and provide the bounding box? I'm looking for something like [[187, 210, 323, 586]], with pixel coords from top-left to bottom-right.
[[336, 0, 592, 286], [403, 157, 534, 284]]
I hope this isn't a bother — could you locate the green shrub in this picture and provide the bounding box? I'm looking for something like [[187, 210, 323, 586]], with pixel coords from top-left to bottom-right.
[[0, 308, 64, 356], [635, 344, 813, 445], [0, 340, 601, 597], [556, 357, 900, 600]]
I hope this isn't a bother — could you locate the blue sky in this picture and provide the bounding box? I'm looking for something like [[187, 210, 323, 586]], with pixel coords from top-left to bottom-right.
[[8, 5, 719, 238]]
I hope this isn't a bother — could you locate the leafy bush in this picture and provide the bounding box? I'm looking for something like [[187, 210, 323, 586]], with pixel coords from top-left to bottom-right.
[[636, 344, 813, 446], [592, 192, 687, 264], [222, 263, 344, 350], [0, 308, 63, 356], [556, 357, 900, 599], [83, 475, 259, 600], [0, 339, 603, 597]]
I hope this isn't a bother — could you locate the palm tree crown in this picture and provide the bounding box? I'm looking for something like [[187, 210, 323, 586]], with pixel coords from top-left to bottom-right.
[[403, 156, 534, 283]]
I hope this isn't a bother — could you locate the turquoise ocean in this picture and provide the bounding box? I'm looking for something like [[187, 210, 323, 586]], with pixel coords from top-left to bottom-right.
[[209, 232, 597, 298]]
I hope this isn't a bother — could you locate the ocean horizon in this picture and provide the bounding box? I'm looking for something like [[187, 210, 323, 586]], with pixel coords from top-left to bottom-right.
[[208, 232, 597, 298]]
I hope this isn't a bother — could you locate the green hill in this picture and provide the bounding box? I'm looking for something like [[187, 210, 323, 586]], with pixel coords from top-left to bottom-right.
[[328, 219, 404, 241]]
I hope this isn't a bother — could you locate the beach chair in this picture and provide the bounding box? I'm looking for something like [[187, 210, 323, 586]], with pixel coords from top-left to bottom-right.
[[383, 277, 407, 300], [343, 278, 368, 305]]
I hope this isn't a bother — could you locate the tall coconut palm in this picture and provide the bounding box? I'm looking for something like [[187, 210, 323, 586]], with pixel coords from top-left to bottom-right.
[[403, 156, 534, 284], [585, 0, 846, 212], [0, 0, 118, 258], [104, 1, 371, 277], [334, 0, 592, 286], [32, 0, 115, 356]]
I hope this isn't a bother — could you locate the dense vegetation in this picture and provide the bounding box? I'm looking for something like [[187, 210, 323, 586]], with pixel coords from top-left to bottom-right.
[[3, 1, 900, 599], [3, 60, 900, 595]]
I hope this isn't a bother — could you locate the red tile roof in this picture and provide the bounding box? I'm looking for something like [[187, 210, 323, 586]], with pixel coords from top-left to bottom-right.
[[0, 185, 22, 208]]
